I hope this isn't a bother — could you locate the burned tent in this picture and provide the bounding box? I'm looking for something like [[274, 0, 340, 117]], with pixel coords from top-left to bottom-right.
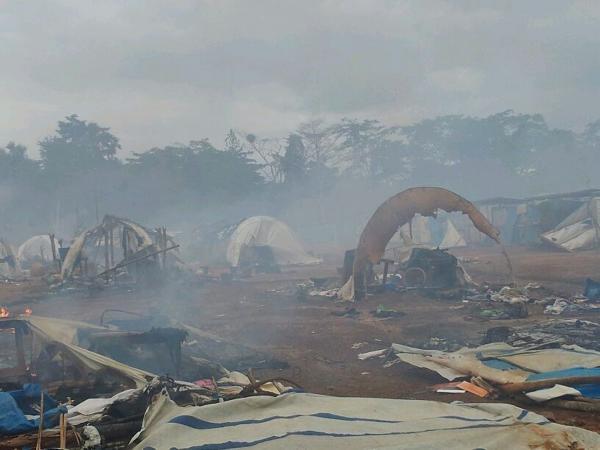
[[541, 197, 600, 251], [0, 315, 153, 393], [225, 216, 320, 268], [0, 239, 20, 276], [17, 235, 60, 268], [341, 187, 500, 300], [60, 215, 179, 282]]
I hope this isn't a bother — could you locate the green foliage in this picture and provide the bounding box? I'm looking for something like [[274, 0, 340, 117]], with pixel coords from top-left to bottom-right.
[[39, 114, 121, 180], [127, 139, 264, 203]]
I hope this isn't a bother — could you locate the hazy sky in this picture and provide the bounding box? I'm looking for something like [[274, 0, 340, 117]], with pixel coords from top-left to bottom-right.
[[2, 1, 599, 156]]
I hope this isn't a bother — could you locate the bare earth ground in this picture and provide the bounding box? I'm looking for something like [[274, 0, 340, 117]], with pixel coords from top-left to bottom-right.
[[2, 245, 600, 431]]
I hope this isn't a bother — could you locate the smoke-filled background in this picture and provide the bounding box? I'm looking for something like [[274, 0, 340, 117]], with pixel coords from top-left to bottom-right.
[[1, 1, 599, 251]]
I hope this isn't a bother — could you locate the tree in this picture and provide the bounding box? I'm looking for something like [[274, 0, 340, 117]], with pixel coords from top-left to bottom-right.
[[279, 134, 308, 185], [127, 139, 264, 206], [329, 118, 391, 178], [39, 115, 121, 179], [224, 129, 244, 154], [0, 142, 39, 181]]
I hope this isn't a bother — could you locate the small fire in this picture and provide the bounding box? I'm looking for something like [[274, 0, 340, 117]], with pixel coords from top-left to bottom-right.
[[24, 307, 32, 316], [0, 307, 9, 318]]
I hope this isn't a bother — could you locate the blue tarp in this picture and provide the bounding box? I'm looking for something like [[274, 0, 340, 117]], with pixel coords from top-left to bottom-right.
[[0, 384, 67, 436], [482, 361, 600, 399], [526, 367, 600, 399]]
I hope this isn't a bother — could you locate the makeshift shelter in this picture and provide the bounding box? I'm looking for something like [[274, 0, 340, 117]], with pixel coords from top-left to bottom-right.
[[226, 216, 320, 267], [541, 197, 600, 251], [16, 235, 60, 267], [130, 391, 600, 449]]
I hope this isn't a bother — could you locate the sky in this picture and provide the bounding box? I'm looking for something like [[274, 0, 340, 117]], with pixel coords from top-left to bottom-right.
[[1, 0, 600, 157]]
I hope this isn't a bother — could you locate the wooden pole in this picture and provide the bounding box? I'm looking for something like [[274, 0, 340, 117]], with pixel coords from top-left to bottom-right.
[[104, 230, 110, 283], [59, 414, 67, 449], [49, 233, 57, 264], [109, 227, 114, 267], [96, 244, 180, 278], [500, 375, 600, 394], [162, 227, 168, 270], [35, 391, 44, 450]]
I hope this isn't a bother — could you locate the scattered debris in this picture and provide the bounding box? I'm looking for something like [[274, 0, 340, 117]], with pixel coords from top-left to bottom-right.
[[585, 278, 600, 300], [359, 341, 600, 411], [371, 304, 405, 318], [330, 307, 360, 318]]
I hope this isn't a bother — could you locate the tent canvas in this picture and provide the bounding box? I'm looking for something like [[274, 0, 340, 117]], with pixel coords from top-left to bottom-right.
[[541, 197, 600, 251], [131, 392, 600, 449], [17, 235, 60, 264], [226, 216, 320, 267], [439, 220, 467, 248]]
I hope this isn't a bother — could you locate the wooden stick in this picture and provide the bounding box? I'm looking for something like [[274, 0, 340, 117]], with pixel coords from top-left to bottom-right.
[[60, 414, 67, 449], [499, 375, 600, 393], [35, 392, 44, 450], [104, 230, 110, 282], [96, 244, 179, 278]]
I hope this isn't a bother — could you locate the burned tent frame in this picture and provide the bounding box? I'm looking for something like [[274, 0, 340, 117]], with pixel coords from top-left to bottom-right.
[[60, 215, 178, 282]]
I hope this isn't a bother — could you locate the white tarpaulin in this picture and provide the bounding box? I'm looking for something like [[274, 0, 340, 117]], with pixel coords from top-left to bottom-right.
[[362, 342, 600, 383], [439, 220, 467, 248], [226, 216, 320, 266], [541, 197, 600, 251], [131, 392, 600, 449], [17, 235, 60, 264]]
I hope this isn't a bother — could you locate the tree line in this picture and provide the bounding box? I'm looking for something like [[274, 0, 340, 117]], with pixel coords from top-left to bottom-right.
[[1, 111, 599, 240]]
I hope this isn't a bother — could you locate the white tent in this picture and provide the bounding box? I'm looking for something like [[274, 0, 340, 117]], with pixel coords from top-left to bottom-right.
[[439, 220, 467, 248], [17, 235, 60, 264], [226, 216, 320, 266], [541, 197, 600, 251]]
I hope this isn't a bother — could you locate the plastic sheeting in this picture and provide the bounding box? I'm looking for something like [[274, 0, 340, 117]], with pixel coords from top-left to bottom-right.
[[130, 392, 600, 449], [19, 316, 154, 388], [0, 384, 66, 436], [226, 216, 320, 267], [362, 342, 600, 384]]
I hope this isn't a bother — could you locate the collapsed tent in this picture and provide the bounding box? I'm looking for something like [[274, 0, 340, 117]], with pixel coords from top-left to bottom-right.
[[541, 197, 600, 251], [361, 342, 600, 403], [342, 188, 500, 300], [0, 239, 20, 276], [226, 216, 320, 267], [0, 315, 154, 389], [17, 235, 60, 266], [130, 391, 600, 449], [61, 215, 179, 281]]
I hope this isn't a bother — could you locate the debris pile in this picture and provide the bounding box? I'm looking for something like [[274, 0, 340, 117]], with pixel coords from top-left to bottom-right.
[[360, 341, 600, 411]]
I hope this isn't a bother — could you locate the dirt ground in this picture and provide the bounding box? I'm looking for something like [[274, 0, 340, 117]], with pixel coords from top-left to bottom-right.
[[2, 245, 600, 431]]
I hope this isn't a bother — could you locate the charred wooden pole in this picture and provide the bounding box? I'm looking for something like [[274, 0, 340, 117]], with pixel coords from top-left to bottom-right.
[[109, 227, 114, 267], [49, 233, 58, 271], [104, 230, 110, 283], [162, 227, 168, 271]]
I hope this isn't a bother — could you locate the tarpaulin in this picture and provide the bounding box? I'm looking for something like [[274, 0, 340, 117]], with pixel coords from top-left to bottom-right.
[[0, 384, 66, 436], [130, 392, 600, 449]]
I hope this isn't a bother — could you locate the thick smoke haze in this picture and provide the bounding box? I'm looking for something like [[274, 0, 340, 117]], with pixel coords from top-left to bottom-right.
[[1, 0, 599, 256], [2, 1, 600, 155]]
